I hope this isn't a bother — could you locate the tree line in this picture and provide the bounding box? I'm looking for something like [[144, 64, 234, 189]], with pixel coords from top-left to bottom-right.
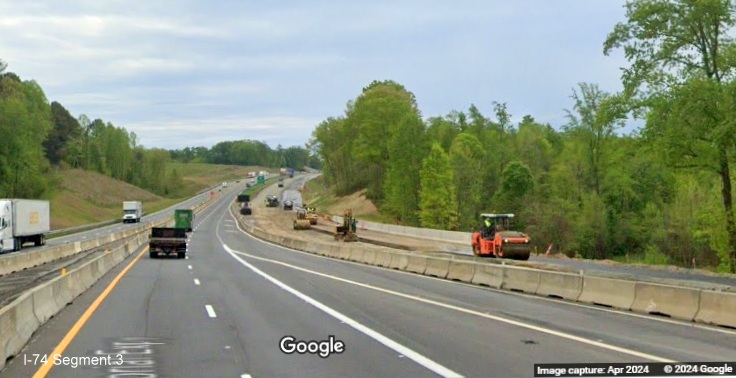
[[310, 0, 736, 272], [0, 60, 318, 200], [168, 141, 321, 171], [0, 66, 186, 198]]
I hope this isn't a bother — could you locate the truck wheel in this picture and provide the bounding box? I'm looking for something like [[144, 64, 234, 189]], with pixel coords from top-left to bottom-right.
[[177, 252, 185, 259], [149, 251, 157, 259]]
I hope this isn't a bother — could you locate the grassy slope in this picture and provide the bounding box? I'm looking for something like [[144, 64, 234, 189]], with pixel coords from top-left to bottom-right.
[[49, 164, 267, 230], [301, 176, 394, 223]]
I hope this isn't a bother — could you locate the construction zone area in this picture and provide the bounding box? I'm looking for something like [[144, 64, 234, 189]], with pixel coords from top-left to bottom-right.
[[244, 175, 511, 254]]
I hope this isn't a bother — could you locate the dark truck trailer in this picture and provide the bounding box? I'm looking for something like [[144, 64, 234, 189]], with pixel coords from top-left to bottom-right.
[[149, 227, 187, 259]]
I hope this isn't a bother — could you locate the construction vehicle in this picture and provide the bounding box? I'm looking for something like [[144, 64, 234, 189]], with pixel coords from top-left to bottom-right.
[[304, 206, 318, 225], [283, 200, 294, 210], [334, 209, 358, 242], [265, 195, 279, 207], [293, 209, 311, 230], [471, 213, 531, 260]]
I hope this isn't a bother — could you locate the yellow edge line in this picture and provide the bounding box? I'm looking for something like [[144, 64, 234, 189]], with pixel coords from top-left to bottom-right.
[[32, 246, 149, 378]]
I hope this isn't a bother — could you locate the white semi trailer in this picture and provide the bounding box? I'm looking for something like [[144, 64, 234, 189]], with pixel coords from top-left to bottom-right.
[[0, 199, 51, 252]]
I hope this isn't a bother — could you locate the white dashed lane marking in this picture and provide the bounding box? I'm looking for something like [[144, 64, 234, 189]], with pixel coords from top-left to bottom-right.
[[205, 305, 217, 318]]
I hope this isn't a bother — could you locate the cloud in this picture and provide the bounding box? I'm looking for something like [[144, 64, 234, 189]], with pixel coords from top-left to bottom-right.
[[0, 1, 635, 149], [126, 116, 320, 149]]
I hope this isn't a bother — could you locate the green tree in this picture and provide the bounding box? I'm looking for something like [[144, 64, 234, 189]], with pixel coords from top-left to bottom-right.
[[515, 116, 555, 174], [449, 133, 485, 230], [426, 115, 460, 152], [44, 101, 83, 165], [604, 0, 736, 271], [350, 80, 421, 200], [311, 117, 358, 194], [0, 75, 52, 198], [564, 83, 624, 196], [418, 143, 459, 229], [382, 113, 427, 225], [493, 161, 534, 217]]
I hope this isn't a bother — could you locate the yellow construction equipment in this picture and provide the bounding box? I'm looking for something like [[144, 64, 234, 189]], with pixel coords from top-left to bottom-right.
[[293, 209, 311, 230], [304, 206, 318, 225], [334, 209, 358, 242]]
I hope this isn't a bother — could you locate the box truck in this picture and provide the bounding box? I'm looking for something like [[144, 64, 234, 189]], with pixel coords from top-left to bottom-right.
[[123, 201, 143, 223], [0, 199, 50, 252]]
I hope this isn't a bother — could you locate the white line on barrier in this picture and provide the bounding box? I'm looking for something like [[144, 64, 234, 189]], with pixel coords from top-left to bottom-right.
[[205, 305, 217, 318]]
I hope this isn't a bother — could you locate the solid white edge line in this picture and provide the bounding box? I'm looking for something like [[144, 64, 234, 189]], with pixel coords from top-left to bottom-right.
[[194, 278, 201, 285], [205, 305, 217, 318], [228, 245, 678, 363], [221, 243, 462, 378]]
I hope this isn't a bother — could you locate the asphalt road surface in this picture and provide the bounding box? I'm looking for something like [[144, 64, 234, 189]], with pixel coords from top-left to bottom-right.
[[3, 186, 734, 378], [0, 184, 228, 260]]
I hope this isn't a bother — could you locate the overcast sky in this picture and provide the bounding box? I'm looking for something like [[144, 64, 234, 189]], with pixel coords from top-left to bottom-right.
[[0, 1, 631, 150]]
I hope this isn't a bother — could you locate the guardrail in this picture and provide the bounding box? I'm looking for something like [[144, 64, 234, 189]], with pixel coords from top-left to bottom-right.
[[232, 202, 736, 330]]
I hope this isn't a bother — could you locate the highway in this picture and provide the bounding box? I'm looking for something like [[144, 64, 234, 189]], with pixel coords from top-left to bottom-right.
[[3, 184, 734, 378], [0, 186, 220, 260]]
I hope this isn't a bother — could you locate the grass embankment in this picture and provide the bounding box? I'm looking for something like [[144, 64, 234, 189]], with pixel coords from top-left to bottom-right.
[[301, 176, 393, 223], [239, 177, 280, 198], [49, 164, 267, 230], [168, 162, 269, 196]]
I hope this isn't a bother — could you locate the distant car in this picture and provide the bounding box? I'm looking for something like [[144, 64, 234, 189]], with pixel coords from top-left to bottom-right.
[[246, 182, 252, 188], [278, 180, 284, 187], [283, 200, 293, 210]]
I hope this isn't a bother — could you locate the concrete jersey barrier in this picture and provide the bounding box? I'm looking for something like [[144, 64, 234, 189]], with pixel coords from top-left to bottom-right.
[[233, 200, 736, 330], [331, 215, 470, 244]]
